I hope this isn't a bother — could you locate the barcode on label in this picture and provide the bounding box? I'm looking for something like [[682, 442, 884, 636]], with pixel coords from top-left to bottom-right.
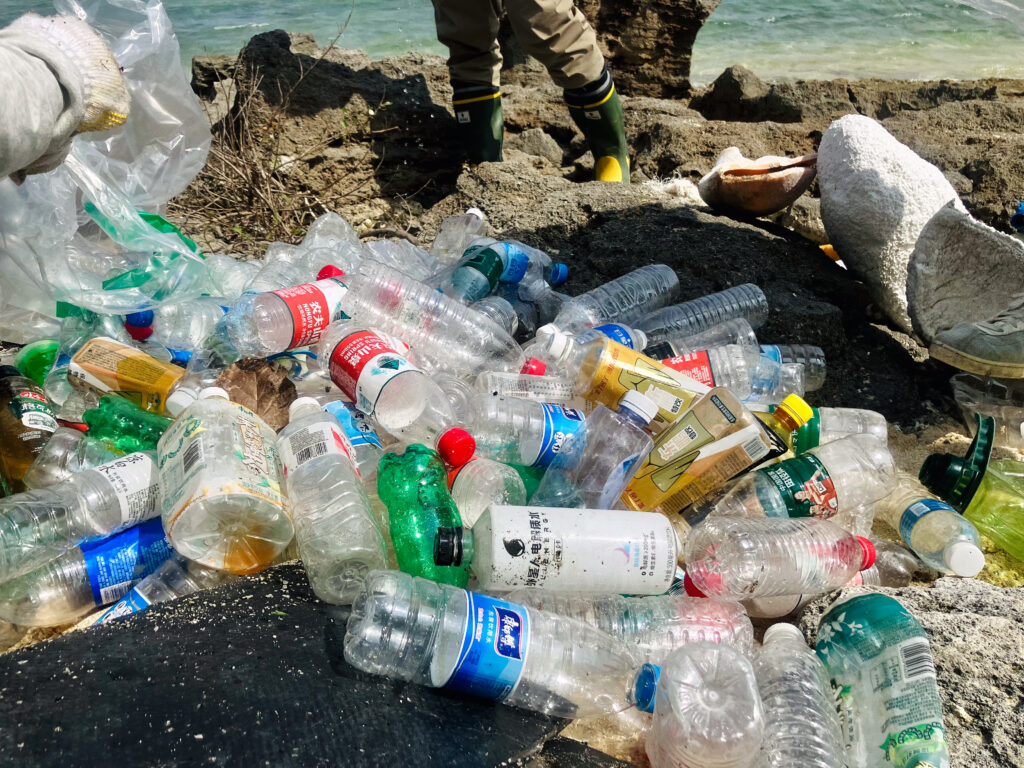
[[295, 441, 329, 465], [901, 640, 936, 679], [182, 440, 203, 474], [742, 436, 770, 462]]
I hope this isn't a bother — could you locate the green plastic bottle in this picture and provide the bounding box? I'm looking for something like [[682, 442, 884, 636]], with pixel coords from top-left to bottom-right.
[[376, 444, 470, 587], [83, 395, 174, 453], [920, 414, 1024, 562]]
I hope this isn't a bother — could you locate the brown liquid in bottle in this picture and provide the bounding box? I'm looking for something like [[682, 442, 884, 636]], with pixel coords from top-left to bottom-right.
[[0, 366, 58, 496]]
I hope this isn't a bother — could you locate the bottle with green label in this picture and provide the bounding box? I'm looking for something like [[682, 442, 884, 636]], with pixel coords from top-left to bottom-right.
[[816, 593, 949, 768], [920, 414, 1024, 562], [0, 366, 58, 497]]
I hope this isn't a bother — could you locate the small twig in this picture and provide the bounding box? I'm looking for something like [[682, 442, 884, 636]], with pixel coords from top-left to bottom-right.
[[359, 227, 422, 247]]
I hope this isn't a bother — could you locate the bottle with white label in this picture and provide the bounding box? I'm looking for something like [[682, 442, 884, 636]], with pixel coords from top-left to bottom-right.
[[816, 593, 950, 768], [0, 518, 172, 626], [95, 554, 233, 624], [464, 394, 586, 468], [473, 370, 578, 406], [542, 264, 679, 333], [507, 590, 753, 663], [345, 569, 645, 718], [0, 366, 58, 496], [448, 457, 527, 528], [224, 267, 348, 356], [431, 208, 489, 267], [875, 476, 985, 577], [23, 427, 124, 490], [278, 398, 387, 604], [434, 505, 679, 594], [0, 451, 161, 584], [531, 391, 658, 509], [157, 388, 291, 575]]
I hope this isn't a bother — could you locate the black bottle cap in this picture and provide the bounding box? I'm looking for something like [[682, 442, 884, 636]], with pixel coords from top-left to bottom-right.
[[642, 341, 675, 360], [434, 526, 464, 567], [0, 365, 23, 378]]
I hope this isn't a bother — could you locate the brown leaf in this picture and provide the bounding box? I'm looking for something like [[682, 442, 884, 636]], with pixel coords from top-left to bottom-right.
[[214, 358, 297, 431]]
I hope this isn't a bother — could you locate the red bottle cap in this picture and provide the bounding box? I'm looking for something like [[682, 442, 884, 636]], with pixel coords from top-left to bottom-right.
[[682, 573, 707, 598], [437, 428, 476, 469], [125, 323, 153, 342], [317, 265, 345, 280], [857, 536, 876, 570], [520, 358, 547, 376], [58, 419, 89, 432]]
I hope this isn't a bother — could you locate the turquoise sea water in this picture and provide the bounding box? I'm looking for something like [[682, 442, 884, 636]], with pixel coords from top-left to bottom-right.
[[1, 0, 1022, 83]]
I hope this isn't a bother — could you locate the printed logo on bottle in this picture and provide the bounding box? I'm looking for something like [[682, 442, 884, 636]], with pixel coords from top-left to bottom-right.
[[443, 591, 529, 701], [594, 324, 636, 349], [9, 390, 56, 433], [328, 330, 420, 414], [271, 277, 348, 348], [81, 518, 172, 605], [661, 351, 716, 388], [535, 404, 585, 467], [757, 454, 839, 518], [323, 401, 384, 450]]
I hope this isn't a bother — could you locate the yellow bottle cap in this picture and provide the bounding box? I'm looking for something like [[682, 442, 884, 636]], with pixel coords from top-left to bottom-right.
[[777, 394, 814, 428]]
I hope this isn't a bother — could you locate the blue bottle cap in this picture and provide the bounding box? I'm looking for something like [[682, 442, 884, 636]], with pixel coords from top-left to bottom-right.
[[126, 310, 155, 328], [549, 263, 569, 286], [168, 348, 193, 366], [633, 663, 660, 713]]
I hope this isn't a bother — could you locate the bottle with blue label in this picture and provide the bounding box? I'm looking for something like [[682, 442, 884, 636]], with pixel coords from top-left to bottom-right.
[[465, 393, 586, 468], [322, 399, 384, 482], [344, 569, 644, 718], [0, 518, 172, 627]]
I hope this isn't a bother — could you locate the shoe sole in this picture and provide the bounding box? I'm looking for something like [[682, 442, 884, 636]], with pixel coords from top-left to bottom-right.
[[929, 340, 1024, 378]]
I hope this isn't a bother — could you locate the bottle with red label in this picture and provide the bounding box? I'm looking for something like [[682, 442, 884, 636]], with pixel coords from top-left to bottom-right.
[[224, 266, 349, 357], [277, 398, 387, 604], [0, 366, 58, 497]]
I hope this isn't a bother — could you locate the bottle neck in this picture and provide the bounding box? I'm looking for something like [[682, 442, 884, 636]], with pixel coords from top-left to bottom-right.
[[618, 406, 651, 430]]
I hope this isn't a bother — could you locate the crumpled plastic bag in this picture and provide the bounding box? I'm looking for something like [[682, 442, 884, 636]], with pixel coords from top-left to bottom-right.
[[0, 0, 211, 319]]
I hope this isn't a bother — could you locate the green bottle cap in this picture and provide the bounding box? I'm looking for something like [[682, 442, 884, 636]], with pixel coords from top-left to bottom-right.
[[793, 408, 822, 455], [14, 339, 59, 386], [919, 413, 994, 512]]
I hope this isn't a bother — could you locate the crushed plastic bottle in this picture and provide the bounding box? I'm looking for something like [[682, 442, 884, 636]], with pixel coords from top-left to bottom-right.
[[82, 395, 173, 453], [23, 427, 123, 489], [636, 284, 769, 343], [431, 208, 489, 266], [130, 297, 228, 351]]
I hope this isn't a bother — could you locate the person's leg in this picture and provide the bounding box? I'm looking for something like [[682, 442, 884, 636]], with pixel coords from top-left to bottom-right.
[[430, 0, 504, 163], [504, 0, 628, 183]]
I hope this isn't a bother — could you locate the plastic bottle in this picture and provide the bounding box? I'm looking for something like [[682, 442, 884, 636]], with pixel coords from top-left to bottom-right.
[[14, 338, 59, 387], [876, 477, 985, 577], [753, 623, 845, 768], [0, 451, 161, 584], [0, 518, 172, 626], [434, 241, 526, 303], [204, 253, 261, 301], [95, 554, 234, 624], [345, 569, 644, 718], [690, 433, 897, 536], [157, 388, 291, 575], [224, 269, 349, 356], [636, 284, 770, 344], [130, 297, 228, 352], [82, 395, 173, 453], [242, 243, 310, 294], [363, 239, 440, 282], [0, 366, 58, 496], [473, 370, 578, 405], [463, 394, 586, 468], [643, 317, 759, 361], [786, 405, 889, 454], [434, 505, 678, 594], [531, 391, 658, 509], [543, 264, 679, 332], [23, 427, 123, 489], [746, 355, 806, 403], [68, 337, 188, 415], [376, 444, 471, 587], [643, 643, 764, 768], [164, 330, 242, 417], [470, 296, 519, 336], [507, 590, 754, 663], [277, 398, 387, 604], [656, 344, 757, 399], [760, 344, 826, 391], [322, 400, 385, 482], [431, 208, 488, 266], [448, 457, 527, 528], [816, 593, 950, 768], [684, 516, 876, 600], [302, 211, 362, 252], [342, 261, 525, 377], [44, 310, 127, 407]]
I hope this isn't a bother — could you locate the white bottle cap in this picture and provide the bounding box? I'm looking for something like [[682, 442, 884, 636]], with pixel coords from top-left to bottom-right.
[[465, 207, 485, 222], [620, 390, 659, 424], [762, 622, 805, 645], [288, 396, 322, 420], [198, 387, 231, 401], [945, 541, 985, 578], [165, 387, 198, 417], [539, 328, 572, 362]]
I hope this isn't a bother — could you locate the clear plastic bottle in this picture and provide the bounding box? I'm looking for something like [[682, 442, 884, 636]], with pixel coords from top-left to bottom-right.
[[157, 387, 291, 575], [507, 590, 753, 663], [278, 398, 387, 604], [644, 643, 764, 768], [793, 406, 889, 454], [473, 370, 578, 405], [746, 355, 806, 403], [463, 394, 586, 468], [434, 241, 523, 303], [0, 518, 171, 626], [531, 391, 658, 509], [143, 297, 229, 352], [544, 264, 679, 332], [470, 296, 519, 336], [343, 261, 525, 377], [243, 243, 310, 294], [636, 284, 770, 344], [875, 476, 985, 577], [23, 427, 123, 489], [691, 433, 897, 535], [816, 593, 950, 768], [302, 211, 361, 252], [435, 505, 678, 594], [516, 281, 569, 327], [0, 451, 161, 584], [322, 400, 385, 482], [164, 329, 242, 417], [344, 569, 643, 718], [431, 208, 488, 266], [754, 623, 844, 768], [95, 554, 234, 624], [45, 311, 133, 407], [643, 317, 759, 361], [448, 457, 527, 528], [204, 254, 261, 301], [684, 516, 875, 600], [363, 239, 440, 282], [760, 344, 826, 391], [657, 344, 756, 399]]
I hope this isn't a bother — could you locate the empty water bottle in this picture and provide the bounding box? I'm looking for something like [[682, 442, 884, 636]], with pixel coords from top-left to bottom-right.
[[363, 239, 440, 282], [684, 516, 875, 600], [431, 208, 489, 266], [643, 317, 759, 361], [322, 400, 385, 481], [433, 241, 528, 303], [463, 394, 586, 468], [760, 344, 826, 391], [792, 406, 889, 454], [643, 643, 764, 768], [448, 457, 527, 528], [473, 370, 578, 405], [544, 264, 679, 332], [134, 297, 228, 351], [204, 254, 261, 301], [0, 452, 161, 584], [636, 284, 769, 344], [470, 296, 519, 336], [657, 345, 757, 399], [746, 355, 806, 403], [344, 569, 644, 718], [23, 427, 123, 489], [278, 398, 387, 604], [754, 623, 845, 768]]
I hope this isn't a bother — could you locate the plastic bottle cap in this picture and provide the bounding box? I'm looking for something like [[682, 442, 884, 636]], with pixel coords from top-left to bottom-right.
[[541, 329, 573, 362], [762, 622, 804, 645], [919, 414, 994, 512], [317, 265, 345, 280], [14, 339, 59, 386], [549, 263, 569, 286], [945, 541, 985, 578], [125, 324, 154, 342], [289, 396, 322, 420], [437, 428, 476, 468], [857, 537, 876, 570], [682, 573, 707, 598], [0, 365, 22, 378], [198, 387, 231, 401], [434, 526, 464, 566], [633, 663, 660, 714], [776, 394, 814, 429], [619, 390, 659, 424], [165, 388, 198, 417], [520, 358, 546, 376], [465, 207, 485, 223], [125, 310, 154, 328]]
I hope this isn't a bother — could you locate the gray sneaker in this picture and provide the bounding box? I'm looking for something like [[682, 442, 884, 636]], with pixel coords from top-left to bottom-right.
[[930, 293, 1024, 378]]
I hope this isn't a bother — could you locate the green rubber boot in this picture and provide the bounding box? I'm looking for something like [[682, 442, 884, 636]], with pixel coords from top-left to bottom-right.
[[567, 84, 630, 183], [452, 84, 503, 164]]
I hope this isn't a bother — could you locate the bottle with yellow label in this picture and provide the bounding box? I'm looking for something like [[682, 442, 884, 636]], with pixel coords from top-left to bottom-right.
[[69, 337, 187, 415]]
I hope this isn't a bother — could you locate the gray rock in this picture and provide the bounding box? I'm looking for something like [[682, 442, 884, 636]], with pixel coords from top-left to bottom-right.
[[507, 128, 565, 165], [818, 114, 965, 333], [688, 65, 770, 121]]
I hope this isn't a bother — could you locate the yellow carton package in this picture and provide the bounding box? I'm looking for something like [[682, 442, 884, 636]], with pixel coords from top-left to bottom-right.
[[70, 336, 185, 414]]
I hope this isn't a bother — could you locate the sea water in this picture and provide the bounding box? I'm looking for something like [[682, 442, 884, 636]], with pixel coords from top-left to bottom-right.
[[0, 0, 1021, 82]]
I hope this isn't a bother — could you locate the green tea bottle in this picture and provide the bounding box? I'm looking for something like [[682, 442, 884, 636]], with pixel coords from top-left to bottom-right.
[[0, 366, 58, 496]]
